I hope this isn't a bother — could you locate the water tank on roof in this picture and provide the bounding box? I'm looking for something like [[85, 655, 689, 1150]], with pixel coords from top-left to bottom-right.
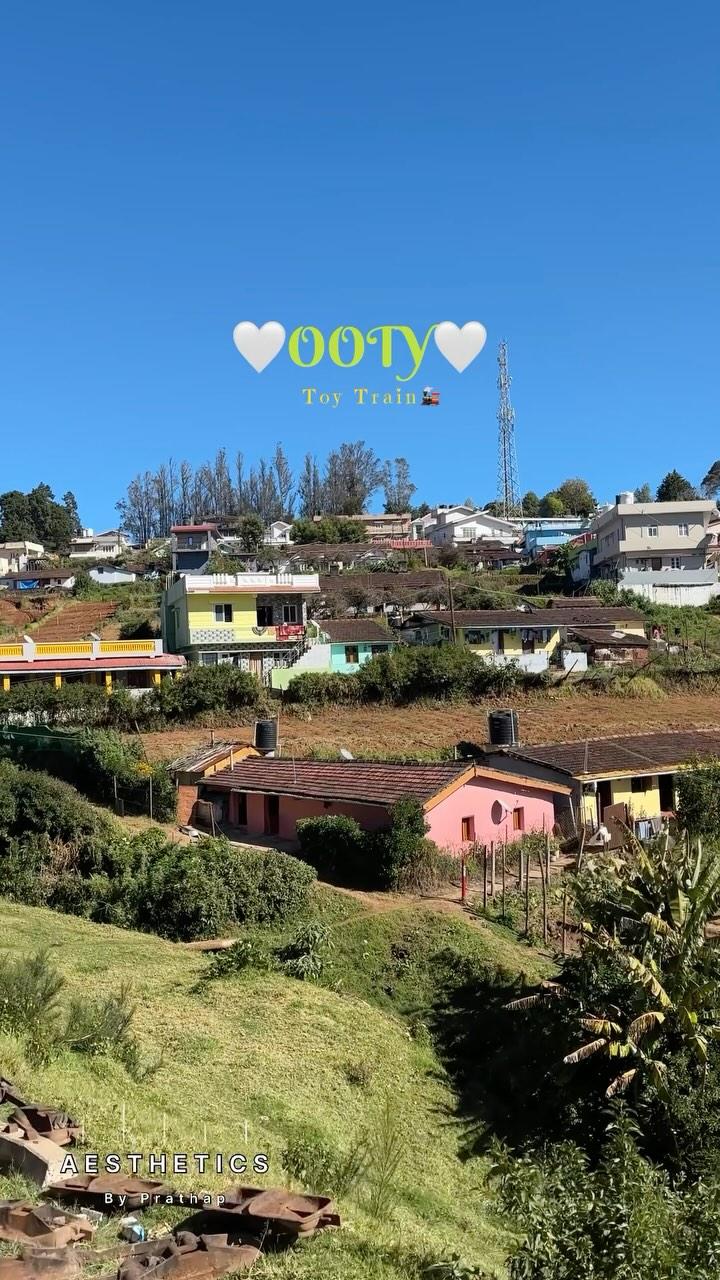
[[487, 710, 519, 746], [254, 719, 278, 754], [615, 491, 635, 505]]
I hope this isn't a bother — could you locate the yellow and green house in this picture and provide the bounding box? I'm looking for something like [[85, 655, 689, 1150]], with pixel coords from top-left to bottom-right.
[[161, 571, 320, 683], [399, 609, 563, 672], [483, 728, 720, 840]]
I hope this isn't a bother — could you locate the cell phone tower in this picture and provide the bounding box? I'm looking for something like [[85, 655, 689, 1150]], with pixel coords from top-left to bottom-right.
[[496, 339, 523, 519]]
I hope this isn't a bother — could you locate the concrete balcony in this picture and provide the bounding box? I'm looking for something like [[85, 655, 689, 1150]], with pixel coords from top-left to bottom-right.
[[187, 624, 306, 647]]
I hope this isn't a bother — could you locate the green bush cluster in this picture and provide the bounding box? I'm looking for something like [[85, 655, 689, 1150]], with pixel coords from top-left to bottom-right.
[[0, 727, 175, 820], [296, 800, 446, 891], [284, 644, 536, 707], [0, 762, 314, 940], [0, 664, 267, 729]]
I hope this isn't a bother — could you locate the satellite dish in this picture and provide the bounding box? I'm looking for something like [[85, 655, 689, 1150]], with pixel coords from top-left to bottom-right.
[[339, 748, 354, 761]]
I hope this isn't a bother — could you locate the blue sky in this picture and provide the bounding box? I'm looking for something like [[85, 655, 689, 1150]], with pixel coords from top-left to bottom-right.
[[2, 2, 718, 525]]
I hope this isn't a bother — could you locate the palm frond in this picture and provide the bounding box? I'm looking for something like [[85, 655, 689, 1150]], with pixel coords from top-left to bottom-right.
[[606, 1068, 637, 1098], [563, 1038, 607, 1065], [581, 1016, 622, 1036], [627, 1011, 665, 1043]]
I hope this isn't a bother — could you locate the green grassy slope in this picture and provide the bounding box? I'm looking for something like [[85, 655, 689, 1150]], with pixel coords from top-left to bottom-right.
[[0, 895, 543, 1278]]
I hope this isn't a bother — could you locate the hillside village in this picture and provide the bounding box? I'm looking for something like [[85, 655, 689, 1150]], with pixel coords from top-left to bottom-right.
[[1, 466, 720, 1277]]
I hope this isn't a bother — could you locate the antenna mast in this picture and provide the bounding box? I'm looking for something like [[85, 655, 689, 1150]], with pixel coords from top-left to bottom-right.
[[496, 340, 523, 519]]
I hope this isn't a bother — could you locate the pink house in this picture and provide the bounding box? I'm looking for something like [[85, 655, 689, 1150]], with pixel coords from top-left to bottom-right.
[[193, 758, 570, 852]]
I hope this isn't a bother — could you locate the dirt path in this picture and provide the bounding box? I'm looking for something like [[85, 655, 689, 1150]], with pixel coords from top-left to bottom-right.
[[140, 690, 720, 761]]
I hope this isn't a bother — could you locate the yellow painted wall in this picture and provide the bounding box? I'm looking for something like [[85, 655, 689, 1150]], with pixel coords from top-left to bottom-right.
[[581, 792, 598, 825], [187, 594, 257, 629], [610, 776, 662, 819]]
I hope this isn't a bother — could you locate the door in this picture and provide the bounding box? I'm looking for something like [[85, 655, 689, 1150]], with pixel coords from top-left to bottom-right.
[[264, 794, 279, 836], [248, 654, 263, 680], [659, 773, 675, 812]]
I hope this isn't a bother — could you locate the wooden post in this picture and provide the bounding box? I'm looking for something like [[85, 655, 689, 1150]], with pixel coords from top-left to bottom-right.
[[501, 844, 506, 920], [482, 845, 488, 910], [576, 825, 587, 874], [518, 848, 524, 890], [561, 881, 568, 955], [149, 774, 153, 821], [490, 842, 496, 898], [539, 845, 548, 945], [524, 850, 530, 935]]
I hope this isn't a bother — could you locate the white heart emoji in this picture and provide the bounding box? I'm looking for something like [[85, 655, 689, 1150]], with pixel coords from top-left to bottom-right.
[[232, 321, 286, 372], [434, 321, 487, 372]]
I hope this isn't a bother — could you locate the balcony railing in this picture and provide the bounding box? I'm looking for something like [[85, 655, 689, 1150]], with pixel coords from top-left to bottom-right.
[[188, 624, 306, 645]]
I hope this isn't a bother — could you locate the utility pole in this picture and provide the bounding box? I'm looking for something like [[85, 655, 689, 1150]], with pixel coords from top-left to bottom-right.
[[496, 340, 523, 520], [448, 575, 458, 642]]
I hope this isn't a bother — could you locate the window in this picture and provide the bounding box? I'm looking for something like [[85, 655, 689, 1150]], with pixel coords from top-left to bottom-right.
[[647, 526, 659, 538], [214, 603, 232, 623], [670, 556, 682, 569], [344, 645, 359, 664], [461, 815, 475, 842], [256, 605, 274, 627], [282, 603, 299, 624], [678, 523, 689, 536], [370, 644, 387, 655], [512, 807, 525, 832], [631, 776, 653, 792], [200, 652, 218, 665]]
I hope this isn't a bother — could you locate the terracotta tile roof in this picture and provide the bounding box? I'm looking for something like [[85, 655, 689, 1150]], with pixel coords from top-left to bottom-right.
[[0, 655, 186, 674], [404, 606, 646, 628], [203, 758, 469, 805], [320, 572, 446, 592], [506, 729, 720, 779], [318, 619, 396, 643]]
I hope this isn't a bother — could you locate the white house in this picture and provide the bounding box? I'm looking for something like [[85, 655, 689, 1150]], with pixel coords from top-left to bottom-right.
[[68, 529, 130, 560], [0, 541, 44, 575], [88, 566, 137, 585], [416, 505, 521, 548], [590, 493, 719, 605], [264, 520, 294, 546]]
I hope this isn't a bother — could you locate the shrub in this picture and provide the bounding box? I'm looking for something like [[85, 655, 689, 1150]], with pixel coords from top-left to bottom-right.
[[0, 728, 175, 821], [278, 923, 333, 981], [136, 838, 316, 941], [375, 798, 431, 891], [296, 814, 367, 882], [282, 1124, 368, 1199]]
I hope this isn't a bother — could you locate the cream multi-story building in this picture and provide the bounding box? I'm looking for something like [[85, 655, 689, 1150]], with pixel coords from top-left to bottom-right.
[[591, 493, 719, 605]]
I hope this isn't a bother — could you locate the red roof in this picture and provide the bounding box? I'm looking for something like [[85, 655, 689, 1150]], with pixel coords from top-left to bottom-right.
[[0, 655, 186, 674], [171, 524, 218, 533], [203, 758, 469, 806]]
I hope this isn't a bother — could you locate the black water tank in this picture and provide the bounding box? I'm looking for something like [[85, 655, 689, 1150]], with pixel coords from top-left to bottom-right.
[[487, 709, 519, 746], [255, 719, 278, 753]]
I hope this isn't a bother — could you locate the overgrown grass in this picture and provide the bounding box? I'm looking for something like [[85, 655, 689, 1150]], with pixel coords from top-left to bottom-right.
[[0, 892, 542, 1278]]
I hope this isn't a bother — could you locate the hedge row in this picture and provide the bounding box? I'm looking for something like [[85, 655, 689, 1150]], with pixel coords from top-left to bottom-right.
[[284, 644, 541, 707], [0, 665, 266, 729], [0, 762, 315, 939]]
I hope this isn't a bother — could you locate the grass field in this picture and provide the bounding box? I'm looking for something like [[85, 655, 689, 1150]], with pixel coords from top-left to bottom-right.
[[0, 891, 549, 1278], [140, 687, 720, 762]]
